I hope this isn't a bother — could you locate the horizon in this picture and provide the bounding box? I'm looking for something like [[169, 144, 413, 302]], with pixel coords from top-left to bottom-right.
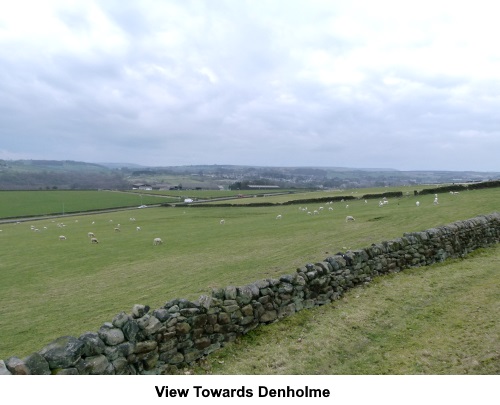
[[2, 158, 500, 174]]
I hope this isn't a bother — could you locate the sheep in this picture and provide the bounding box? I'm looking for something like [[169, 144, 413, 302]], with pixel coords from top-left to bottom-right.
[[136, 226, 141, 231], [220, 219, 225, 225], [153, 237, 163, 246], [433, 197, 439, 205], [328, 207, 334, 211], [91, 237, 99, 244], [59, 235, 67, 240], [313, 210, 319, 215], [346, 215, 355, 222], [114, 227, 121, 232], [88, 232, 95, 238], [416, 201, 420, 207], [276, 214, 282, 219]]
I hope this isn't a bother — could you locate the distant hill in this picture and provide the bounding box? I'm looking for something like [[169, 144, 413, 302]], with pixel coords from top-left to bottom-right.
[[0, 159, 129, 190], [97, 162, 147, 169], [0, 159, 499, 190]]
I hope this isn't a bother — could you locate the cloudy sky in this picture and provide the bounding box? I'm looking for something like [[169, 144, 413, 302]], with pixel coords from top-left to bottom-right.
[[1, 0, 499, 171]]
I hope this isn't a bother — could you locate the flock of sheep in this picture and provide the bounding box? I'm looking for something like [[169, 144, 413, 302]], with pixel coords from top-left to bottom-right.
[[218, 192, 450, 226], [13, 216, 165, 247], [8, 192, 453, 247]]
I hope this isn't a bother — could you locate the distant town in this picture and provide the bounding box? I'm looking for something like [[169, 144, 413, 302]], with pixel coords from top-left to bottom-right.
[[1, 159, 499, 191]]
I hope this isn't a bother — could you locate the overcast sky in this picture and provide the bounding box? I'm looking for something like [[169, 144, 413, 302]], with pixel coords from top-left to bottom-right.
[[1, 0, 499, 171]]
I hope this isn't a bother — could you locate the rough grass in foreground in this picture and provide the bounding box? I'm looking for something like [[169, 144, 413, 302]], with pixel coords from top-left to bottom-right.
[[191, 246, 500, 375]]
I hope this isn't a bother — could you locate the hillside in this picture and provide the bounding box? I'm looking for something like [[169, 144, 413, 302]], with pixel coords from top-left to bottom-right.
[[1, 159, 499, 190], [0, 160, 129, 190]]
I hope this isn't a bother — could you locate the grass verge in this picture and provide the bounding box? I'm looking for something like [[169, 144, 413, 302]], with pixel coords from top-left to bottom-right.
[[190, 245, 500, 375]]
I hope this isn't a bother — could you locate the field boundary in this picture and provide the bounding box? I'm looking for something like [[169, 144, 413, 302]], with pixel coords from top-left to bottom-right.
[[1, 211, 499, 375]]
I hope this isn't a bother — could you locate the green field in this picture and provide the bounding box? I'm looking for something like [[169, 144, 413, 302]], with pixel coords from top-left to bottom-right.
[[0, 186, 499, 366], [0, 190, 174, 219]]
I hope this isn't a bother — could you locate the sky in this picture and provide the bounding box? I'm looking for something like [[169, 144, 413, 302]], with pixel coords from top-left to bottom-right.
[[1, 0, 500, 171]]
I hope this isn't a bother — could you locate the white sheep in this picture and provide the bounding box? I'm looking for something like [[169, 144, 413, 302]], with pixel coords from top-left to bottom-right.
[[88, 232, 95, 238], [136, 226, 141, 231], [91, 237, 99, 244], [220, 219, 225, 225], [416, 201, 420, 207], [59, 235, 67, 240], [276, 214, 282, 219], [153, 237, 163, 245], [346, 215, 355, 222], [114, 227, 121, 232]]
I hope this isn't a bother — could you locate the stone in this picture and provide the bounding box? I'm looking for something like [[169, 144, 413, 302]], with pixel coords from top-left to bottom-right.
[[0, 360, 12, 375], [23, 352, 50, 375], [5, 356, 29, 375], [79, 332, 106, 356], [98, 326, 125, 346], [132, 304, 150, 318], [39, 336, 85, 369], [76, 354, 110, 375]]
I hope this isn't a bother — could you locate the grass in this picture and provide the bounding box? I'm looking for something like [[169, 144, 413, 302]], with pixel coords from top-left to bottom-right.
[[0, 186, 499, 367], [191, 246, 500, 374], [0, 190, 172, 218]]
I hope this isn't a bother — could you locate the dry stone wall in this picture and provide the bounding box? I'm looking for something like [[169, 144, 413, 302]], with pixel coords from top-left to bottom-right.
[[1, 212, 499, 375]]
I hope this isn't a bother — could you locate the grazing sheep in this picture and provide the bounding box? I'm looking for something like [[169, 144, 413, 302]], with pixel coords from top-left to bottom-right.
[[88, 232, 95, 238], [416, 201, 420, 207], [91, 237, 99, 244], [59, 235, 67, 240], [136, 226, 141, 231], [329, 207, 334, 211], [345, 215, 355, 222], [276, 214, 282, 219], [114, 227, 121, 232], [220, 219, 225, 225], [433, 197, 439, 205], [153, 237, 163, 245]]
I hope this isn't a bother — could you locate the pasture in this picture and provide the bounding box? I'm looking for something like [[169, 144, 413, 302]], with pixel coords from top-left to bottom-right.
[[0, 190, 173, 219], [0, 186, 499, 361]]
